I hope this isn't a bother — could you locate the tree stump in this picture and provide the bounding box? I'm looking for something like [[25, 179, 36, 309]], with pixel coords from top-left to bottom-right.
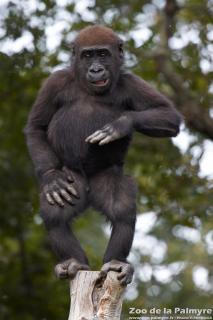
[[68, 270, 126, 320]]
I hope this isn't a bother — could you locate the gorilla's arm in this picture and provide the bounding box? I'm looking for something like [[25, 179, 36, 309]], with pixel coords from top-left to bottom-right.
[[24, 72, 62, 179], [86, 73, 182, 145], [24, 71, 78, 206], [124, 73, 182, 137]]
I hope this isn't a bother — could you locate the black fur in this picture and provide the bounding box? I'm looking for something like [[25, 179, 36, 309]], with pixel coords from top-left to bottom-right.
[[25, 26, 181, 275]]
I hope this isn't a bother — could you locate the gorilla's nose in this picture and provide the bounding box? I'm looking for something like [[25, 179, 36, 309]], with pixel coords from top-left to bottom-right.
[[89, 63, 105, 78]]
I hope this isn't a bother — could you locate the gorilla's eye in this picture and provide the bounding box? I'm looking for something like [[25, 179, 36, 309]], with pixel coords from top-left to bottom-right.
[[98, 49, 110, 57], [82, 50, 93, 58]]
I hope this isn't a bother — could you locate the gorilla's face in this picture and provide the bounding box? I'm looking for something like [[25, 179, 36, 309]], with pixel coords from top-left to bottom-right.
[[74, 44, 123, 94]]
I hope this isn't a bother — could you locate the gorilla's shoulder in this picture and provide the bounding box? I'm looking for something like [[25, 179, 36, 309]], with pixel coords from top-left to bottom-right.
[[120, 70, 142, 87], [42, 68, 75, 92], [121, 70, 141, 81], [49, 68, 75, 82]]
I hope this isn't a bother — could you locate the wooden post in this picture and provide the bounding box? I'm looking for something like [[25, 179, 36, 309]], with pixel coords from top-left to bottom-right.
[[68, 270, 126, 320]]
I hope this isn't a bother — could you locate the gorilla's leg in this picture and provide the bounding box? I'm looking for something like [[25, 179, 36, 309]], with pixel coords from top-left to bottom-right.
[[46, 221, 90, 279], [89, 166, 137, 286], [40, 170, 89, 279]]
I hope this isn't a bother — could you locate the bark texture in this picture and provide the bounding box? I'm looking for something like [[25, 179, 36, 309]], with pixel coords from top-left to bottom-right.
[[69, 271, 125, 320]]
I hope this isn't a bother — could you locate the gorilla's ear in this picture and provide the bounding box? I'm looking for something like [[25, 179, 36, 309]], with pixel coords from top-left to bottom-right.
[[118, 40, 124, 59]]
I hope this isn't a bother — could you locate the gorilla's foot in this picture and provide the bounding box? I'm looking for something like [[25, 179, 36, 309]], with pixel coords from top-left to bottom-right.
[[96, 259, 134, 287], [55, 258, 90, 280]]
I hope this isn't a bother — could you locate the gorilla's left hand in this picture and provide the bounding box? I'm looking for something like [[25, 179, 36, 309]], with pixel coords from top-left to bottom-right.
[[86, 115, 133, 145]]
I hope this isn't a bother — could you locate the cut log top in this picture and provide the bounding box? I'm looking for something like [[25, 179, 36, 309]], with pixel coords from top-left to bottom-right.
[[69, 271, 126, 320]]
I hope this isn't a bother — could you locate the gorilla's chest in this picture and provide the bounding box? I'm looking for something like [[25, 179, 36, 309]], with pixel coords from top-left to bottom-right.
[[47, 98, 123, 160]]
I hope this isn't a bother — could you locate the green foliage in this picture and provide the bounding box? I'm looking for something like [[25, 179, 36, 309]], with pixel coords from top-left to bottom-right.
[[0, 0, 212, 319]]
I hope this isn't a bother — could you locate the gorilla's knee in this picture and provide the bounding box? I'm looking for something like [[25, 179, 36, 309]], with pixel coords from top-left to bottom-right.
[[39, 176, 88, 228], [112, 199, 136, 225], [40, 193, 71, 228]]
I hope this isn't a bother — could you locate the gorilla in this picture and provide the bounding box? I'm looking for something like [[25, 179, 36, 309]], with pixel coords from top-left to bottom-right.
[[25, 25, 181, 286]]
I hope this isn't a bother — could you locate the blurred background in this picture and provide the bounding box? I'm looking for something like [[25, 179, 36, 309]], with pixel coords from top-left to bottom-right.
[[0, 0, 212, 319]]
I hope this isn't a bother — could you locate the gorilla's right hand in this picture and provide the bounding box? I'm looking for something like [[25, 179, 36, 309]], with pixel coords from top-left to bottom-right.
[[41, 166, 79, 207]]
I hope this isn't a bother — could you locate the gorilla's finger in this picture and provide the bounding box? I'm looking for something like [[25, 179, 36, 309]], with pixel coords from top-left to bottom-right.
[[55, 264, 68, 279], [109, 264, 122, 272], [58, 179, 79, 198], [46, 192, 55, 205], [67, 184, 79, 198], [120, 276, 132, 286], [89, 132, 108, 143], [67, 264, 78, 278], [98, 135, 114, 145], [101, 124, 111, 131], [52, 191, 64, 207], [67, 175, 74, 182], [101, 262, 122, 273], [119, 271, 133, 286], [96, 270, 107, 283], [85, 130, 102, 142], [81, 264, 90, 271], [102, 125, 113, 134], [60, 189, 74, 204], [125, 275, 133, 284], [99, 129, 120, 145], [117, 271, 126, 280], [86, 131, 99, 140], [62, 166, 74, 182]]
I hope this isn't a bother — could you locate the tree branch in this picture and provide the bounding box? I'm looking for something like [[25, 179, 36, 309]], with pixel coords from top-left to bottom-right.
[[135, 0, 213, 140]]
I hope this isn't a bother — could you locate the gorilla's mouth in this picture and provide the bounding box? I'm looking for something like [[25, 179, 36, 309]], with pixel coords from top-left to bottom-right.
[[92, 79, 109, 87]]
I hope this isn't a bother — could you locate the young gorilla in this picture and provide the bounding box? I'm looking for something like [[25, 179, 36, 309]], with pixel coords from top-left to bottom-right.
[[25, 25, 181, 285]]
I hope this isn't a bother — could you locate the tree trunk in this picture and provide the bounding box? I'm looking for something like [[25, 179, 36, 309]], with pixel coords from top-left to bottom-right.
[[68, 270, 125, 320]]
